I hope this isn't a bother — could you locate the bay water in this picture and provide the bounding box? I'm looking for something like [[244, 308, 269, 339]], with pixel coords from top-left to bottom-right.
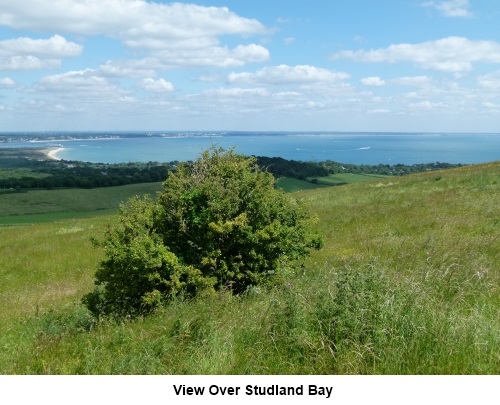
[[2, 132, 499, 165]]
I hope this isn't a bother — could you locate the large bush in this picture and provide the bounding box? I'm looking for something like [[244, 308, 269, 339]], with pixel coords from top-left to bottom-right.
[[83, 148, 322, 317]]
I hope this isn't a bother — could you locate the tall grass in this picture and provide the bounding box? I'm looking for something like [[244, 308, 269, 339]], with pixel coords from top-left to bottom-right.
[[0, 162, 499, 374]]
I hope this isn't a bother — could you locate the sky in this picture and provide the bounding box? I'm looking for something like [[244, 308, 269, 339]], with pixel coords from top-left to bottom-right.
[[1, 0, 499, 132]]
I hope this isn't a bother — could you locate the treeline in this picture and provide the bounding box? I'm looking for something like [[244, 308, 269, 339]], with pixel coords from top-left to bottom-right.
[[0, 148, 465, 191], [320, 160, 464, 176], [254, 156, 329, 179], [1, 162, 174, 190], [0, 150, 177, 190], [254, 158, 463, 181]]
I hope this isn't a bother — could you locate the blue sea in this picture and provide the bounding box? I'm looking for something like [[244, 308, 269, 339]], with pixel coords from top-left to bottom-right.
[[1, 132, 500, 165]]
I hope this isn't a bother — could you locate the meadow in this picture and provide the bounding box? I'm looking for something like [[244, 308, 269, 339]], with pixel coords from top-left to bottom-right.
[[0, 182, 163, 224], [0, 175, 350, 224], [0, 162, 499, 374]]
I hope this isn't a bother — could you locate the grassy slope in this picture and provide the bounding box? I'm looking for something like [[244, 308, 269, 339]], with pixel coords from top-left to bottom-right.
[[0, 163, 499, 374]]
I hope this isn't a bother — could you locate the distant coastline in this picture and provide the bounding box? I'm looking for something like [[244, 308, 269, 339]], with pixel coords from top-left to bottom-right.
[[2, 132, 499, 165]]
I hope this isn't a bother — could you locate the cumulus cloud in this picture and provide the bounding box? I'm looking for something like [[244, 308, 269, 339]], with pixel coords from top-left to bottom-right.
[[38, 69, 128, 99], [420, 0, 473, 18], [147, 43, 269, 68], [228, 65, 350, 85], [0, 1, 266, 37], [140, 78, 174, 93], [332, 36, 500, 73], [0, 34, 82, 71], [361, 76, 385, 86], [0, 1, 268, 68], [0, 35, 82, 57], [0, 77, 15, 88]]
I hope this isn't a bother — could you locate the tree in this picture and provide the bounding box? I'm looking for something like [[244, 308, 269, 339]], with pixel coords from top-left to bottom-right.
[[83, 148, 322, 317]]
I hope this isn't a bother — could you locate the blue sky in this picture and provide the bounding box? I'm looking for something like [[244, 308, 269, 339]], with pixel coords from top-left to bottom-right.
[[1, 0, 499, 132]]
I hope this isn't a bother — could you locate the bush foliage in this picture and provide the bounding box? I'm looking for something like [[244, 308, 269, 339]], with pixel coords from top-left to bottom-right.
[[83, 148, 322, 317]]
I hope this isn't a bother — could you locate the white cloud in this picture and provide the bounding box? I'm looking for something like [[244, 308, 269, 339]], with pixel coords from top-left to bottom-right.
[[38, 69, 127, 99], [204, 87, 269, 97], [198, 74, 222, 83], [361, 76, 385, 86], [0, 77, 15, 87], [40, 69, 100, 87], [0, 34, 82, 71], [98, 60, 156, 78], [0, 56, 60, 70], [0, 1, 266, 37], [408, 100, 446, 110], [126, 43, 269, 69], [228, 65, 350, 85], [482, 102, 499, 108], [140, 78, 174, 93], [333, 36, 500, 73], [368, 108, 391, 114], [477, 71, 500, 90], [232, 44, 270, 63], [273, 91, 301, 98], [0, 35, 82, 57], [420, 0, 472, 18], [0, 1, 268, 68], [391, 75, 432, 87]]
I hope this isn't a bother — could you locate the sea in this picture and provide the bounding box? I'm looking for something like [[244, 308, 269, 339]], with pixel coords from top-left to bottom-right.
[[1, 131, 500, 165]]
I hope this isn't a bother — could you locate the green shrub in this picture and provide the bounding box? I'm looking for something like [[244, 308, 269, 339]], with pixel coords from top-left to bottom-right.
[[83, 148, 322, 317]]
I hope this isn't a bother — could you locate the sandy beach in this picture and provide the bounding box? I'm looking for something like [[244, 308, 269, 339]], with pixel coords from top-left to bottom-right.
[[45, 147, 65, 161]]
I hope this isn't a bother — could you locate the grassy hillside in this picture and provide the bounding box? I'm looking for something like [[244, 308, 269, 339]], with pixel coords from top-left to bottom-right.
[[0, 162, 499, 374]]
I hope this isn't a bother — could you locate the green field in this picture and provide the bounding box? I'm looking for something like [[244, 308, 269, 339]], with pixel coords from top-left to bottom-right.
[[0, 163, 499, 374], [309, 172, 390, 185], [276, 177, 331, 192], [277, 173, 389, 192], [1, 176, 383, 224], [0, 182, 163, 224]]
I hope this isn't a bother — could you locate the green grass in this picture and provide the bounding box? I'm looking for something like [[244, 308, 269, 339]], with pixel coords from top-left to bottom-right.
[[276, 177, 331, 192], [310, 172, 390, 185], [0, 176, 382, 223], [277, 173, 388, 192], [0, 182, 163, 224], [0, 163, 499, 374], [0, 209, 117, 225]]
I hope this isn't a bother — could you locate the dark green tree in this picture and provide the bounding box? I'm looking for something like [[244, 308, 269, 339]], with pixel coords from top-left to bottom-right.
[[83, 148, 322, 317]]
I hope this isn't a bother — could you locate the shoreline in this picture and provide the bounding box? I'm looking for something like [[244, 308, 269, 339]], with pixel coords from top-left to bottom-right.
[[45, 147, 65, 161]]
